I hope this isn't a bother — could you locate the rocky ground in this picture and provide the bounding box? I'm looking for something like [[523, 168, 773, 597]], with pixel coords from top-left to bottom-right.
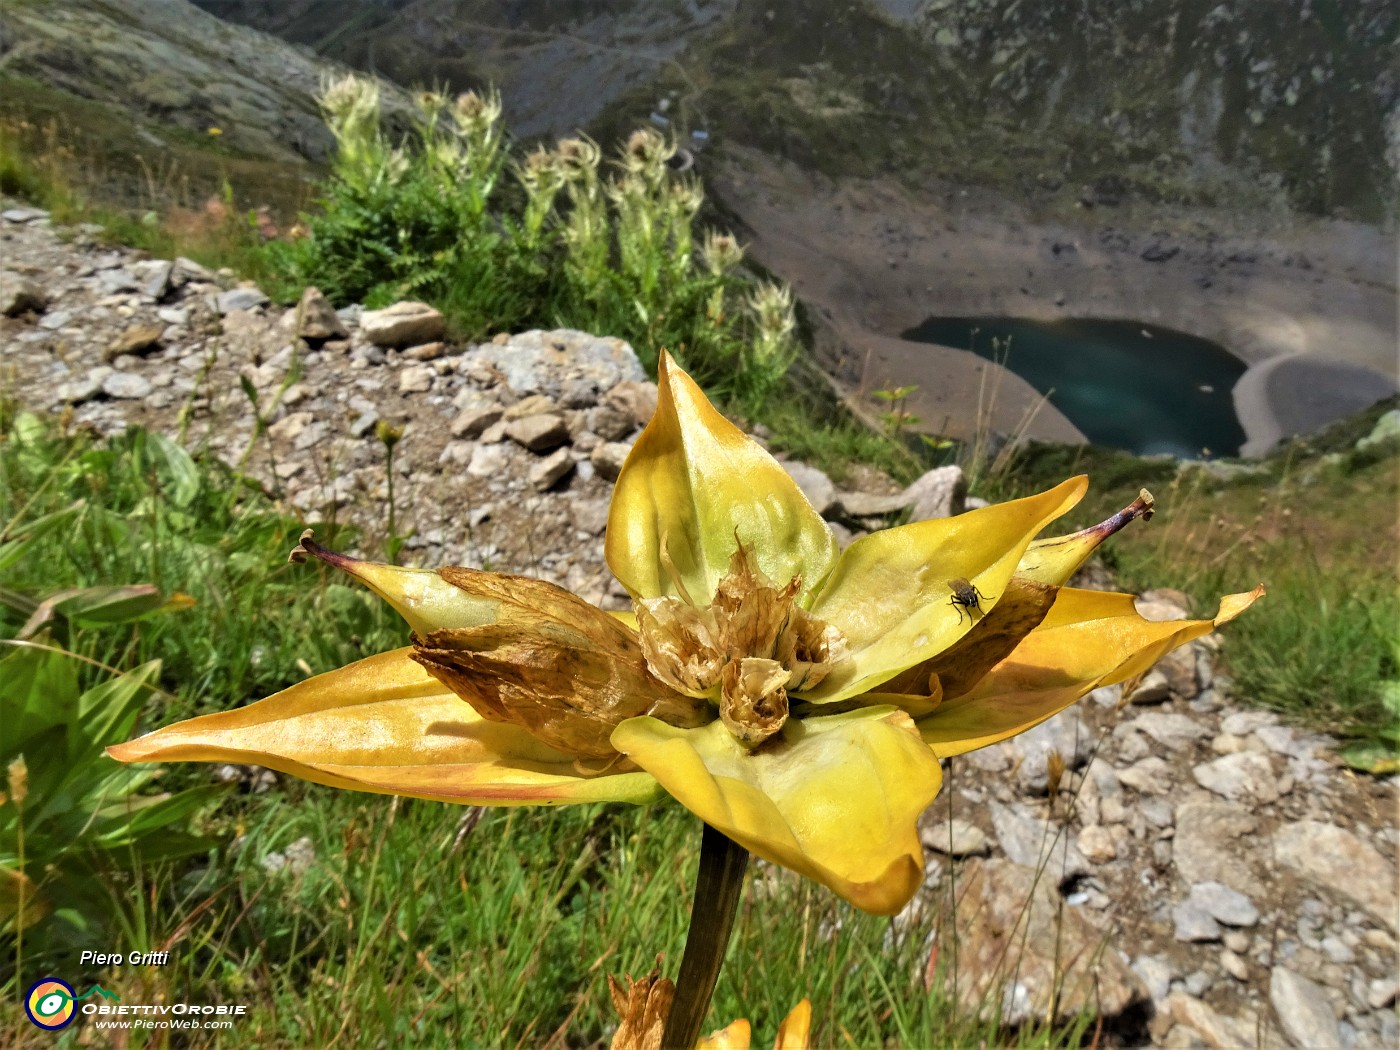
[[2, 205, 1397, 1048]]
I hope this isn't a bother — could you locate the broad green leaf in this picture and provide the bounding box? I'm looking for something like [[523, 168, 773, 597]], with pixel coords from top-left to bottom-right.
[[141, 431, 202, 508], [0, 647, 80, 753]]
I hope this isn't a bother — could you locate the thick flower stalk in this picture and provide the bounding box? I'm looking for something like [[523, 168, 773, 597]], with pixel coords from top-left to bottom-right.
[[110, 353, 1260, 920]]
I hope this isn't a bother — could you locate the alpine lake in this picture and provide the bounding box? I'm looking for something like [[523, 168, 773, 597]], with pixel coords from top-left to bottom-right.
[[902, 317, 1249, 458]]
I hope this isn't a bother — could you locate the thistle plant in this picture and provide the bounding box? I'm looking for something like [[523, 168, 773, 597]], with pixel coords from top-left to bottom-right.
[[320, 74, 396, 196], [275, 75, 800, 411], [741, 282, 798, 414], [111, 354, 1261, 1046], [515, 146, 567, 252]]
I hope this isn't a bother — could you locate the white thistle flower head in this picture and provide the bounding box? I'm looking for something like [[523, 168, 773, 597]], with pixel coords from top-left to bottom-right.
[[701, 231, 744, 275], [748, 281, 796, 340], [454, 89, 502, 136], [556, 136, 602, 181], [669, 179, 704, 218], [621, 128, 673, 176], [320, 74, 376, 121]]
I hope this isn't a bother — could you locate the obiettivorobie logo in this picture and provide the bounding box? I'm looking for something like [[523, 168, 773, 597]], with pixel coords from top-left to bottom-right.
[[24, 978, 119, 1030]]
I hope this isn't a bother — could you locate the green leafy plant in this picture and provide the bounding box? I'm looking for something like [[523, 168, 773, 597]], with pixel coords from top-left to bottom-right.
[[1, 645, 223, 958], [268, 76, 798, 411], [872, 383, 920, 438]]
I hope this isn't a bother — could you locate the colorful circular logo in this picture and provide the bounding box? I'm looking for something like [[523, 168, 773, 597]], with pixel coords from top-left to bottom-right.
[[25, 978, 77, 1030]]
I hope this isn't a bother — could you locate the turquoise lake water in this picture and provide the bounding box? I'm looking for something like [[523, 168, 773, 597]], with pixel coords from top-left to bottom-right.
[[901, 317, 1249, 458]]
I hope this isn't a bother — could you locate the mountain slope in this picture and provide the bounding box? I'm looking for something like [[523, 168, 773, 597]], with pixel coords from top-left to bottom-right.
[[0, 0, 417, 198], [194, 0, 1398, 220]]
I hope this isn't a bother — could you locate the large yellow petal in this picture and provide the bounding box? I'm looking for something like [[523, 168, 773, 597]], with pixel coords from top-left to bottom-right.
[[108, 648, 661, 805], [611, 707, 941, 916], [878, 576, 1059, 700], [801, 477, 1087, 703], [1015, 489, 1154, 586], [291, 531, 500, 635], [605, 352, 839, 605], [915, 585, 1264, 758]]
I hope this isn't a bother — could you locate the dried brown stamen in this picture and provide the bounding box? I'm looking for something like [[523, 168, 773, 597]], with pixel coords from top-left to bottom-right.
[[634, 540, 847, 748]]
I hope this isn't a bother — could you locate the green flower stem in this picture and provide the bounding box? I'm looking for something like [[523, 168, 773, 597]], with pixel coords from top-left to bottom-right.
[[663, 822, 749, 1050]]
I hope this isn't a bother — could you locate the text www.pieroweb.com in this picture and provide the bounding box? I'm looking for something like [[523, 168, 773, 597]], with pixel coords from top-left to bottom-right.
[[86, 1003, 245, 1031]]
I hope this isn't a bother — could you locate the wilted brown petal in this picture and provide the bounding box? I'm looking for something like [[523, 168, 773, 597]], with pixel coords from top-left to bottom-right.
[[711, 543, 800, 658], [719, 658, 791, 747], [775, 611, 846, 692], [633, 541, 847, 747], [608, 965, 675, 1050], [412, 569, 704, 757], [635, 597, 725, 696]]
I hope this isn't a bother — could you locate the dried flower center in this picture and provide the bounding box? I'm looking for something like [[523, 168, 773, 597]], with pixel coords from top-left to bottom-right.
[[634, 542, 847, 747]]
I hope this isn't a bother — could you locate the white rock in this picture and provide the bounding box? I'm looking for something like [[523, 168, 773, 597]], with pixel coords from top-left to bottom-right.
[[437, 441, 475, 467], [1223, 929, 1250, 953], [465, 443, 511, 479], [505, 414, 570, 452], [1135, 595, 1190, 621], [217, 286, 270, 313], [901, 464, 966, 520], [0, 272, 47, 315], [1117, 755, 1172, 794], [1087, 683, 1122, 707], [1191, 751, 1284, 803], [988, 801, 1087, 885], [1127, 669, 1171, 704], [1127, 712, 1210, 750], [1172, 900, 1221, 942], [920, 817, 989, 857], [1131, 955, 1172, 1003], [1187, 881, 1259, 927], [267, 411, 314, 442], [591, 441, 631, 481], [1004, 708, 1092, 793], [361, 301, 445, 347], [1274, 821, 1400, 931], [57, 367, 113, 403], [1270, 967, 1342, 1050], [1219, 949, 1249, 981], [1366, 977, 1399, 1010], [101, 372, 153, 399], [529, 447, 574, 491], [781, 459, 837, 516], [1077, 825, 1117, 863], [398, 364, 435, 393], [1172, 801, 1264, 896], [295, 285, 348, 341], [1220, 710, 1278, 736], [1164, 993, 1254, 1048]]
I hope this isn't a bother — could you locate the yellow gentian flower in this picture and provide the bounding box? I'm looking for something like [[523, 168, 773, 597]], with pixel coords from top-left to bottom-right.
[[109, 353, 1261, 917]]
